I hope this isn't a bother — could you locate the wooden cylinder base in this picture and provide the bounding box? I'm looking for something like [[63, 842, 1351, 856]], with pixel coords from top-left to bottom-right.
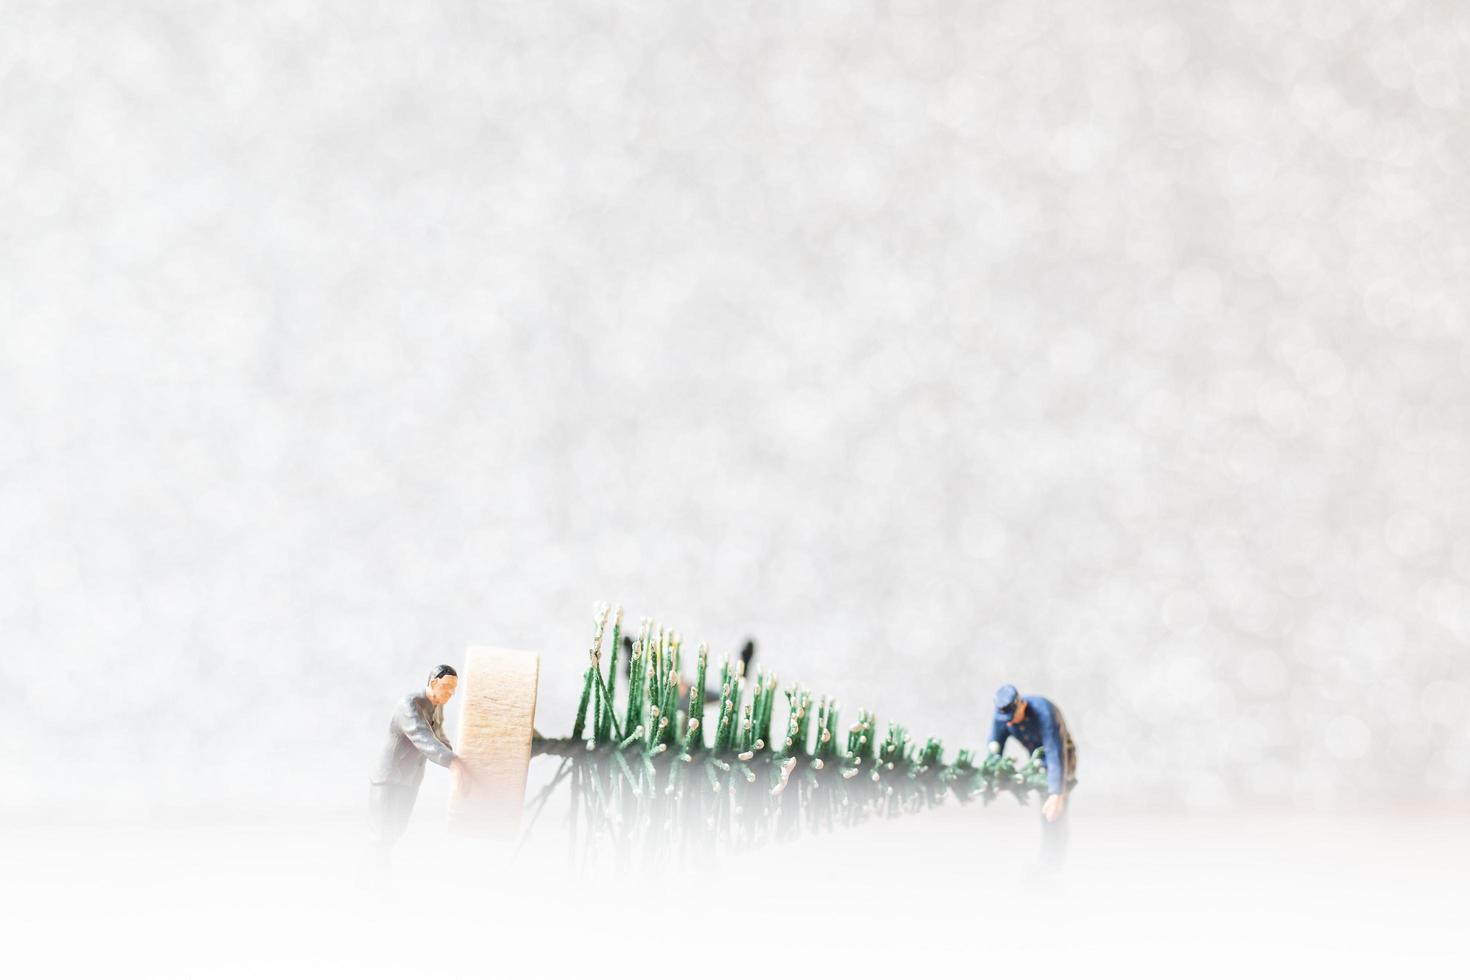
[[447, 645, 540, 839]]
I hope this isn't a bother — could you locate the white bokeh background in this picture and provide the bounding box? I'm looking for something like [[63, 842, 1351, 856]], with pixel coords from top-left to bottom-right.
[[3, 0, 1469, 820]]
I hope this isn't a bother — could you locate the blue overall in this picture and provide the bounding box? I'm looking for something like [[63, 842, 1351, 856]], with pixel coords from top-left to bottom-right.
[[988, 695, 1077, 796]]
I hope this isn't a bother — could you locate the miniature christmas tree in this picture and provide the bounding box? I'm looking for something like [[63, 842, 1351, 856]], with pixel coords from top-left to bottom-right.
[[523, 603, 1053, 858]]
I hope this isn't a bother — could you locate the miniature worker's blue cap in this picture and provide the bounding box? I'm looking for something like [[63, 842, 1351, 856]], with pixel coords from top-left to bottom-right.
[[994, 684, 1019, 718]]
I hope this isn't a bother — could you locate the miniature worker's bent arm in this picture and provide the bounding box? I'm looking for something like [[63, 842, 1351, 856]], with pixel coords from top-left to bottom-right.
[[987, 715, 1010, 757], [1035, 702, 1066, 797], [397, 700, 457, 768]]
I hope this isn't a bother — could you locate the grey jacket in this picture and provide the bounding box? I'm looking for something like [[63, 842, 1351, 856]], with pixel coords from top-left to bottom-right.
[[371, 693, 456, 787]]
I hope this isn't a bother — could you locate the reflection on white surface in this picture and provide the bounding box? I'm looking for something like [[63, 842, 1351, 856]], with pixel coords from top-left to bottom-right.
[[6, 800, 1465, 976]]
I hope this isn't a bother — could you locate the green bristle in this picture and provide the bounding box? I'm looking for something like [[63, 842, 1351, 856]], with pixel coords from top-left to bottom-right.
[[812, 697, 825, 758], [713, 658, 733, 750], [756, 674, 776, 748], [715, 686, 734, 753], [802, 692, 815, 752], [818, 702, 837, 760], [655, 629, 667, 718], [571, 665, 594, 741], [623, 626, 645, 736], [601, 609, 622, 743], [591, 662, 602, 745], [642, 629, 655, 726], [654, 626, 667, 710], [590, 603, 612, 741], [889, 724, 909, 763], [664, 677, 678, 745], [782, 687, 799, 754], [644, 662, 657, 747], [748, 674, 763, 748], [846, 717, 864, 758], [648, 657, 659, 729], [621, 640, 636, 735], [790, 689, 811, 755], [754, 679, 769, 749], [592, 661, 624, 744], [686, 643, 708, 752]]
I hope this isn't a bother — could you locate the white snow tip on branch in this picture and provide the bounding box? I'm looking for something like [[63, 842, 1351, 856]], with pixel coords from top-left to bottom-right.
[[770, 756, 798, 797]]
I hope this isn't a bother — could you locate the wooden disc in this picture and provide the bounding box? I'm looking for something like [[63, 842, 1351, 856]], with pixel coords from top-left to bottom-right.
[[447, 645, 540, 839]]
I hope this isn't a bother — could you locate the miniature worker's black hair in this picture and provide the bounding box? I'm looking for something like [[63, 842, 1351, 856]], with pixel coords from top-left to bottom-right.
[[428, 664, 458, 684]]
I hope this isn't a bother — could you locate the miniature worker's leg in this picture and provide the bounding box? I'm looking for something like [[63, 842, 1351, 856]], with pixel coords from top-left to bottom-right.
[[360, 783, 417, 887], [368, 783, 418, 853], [1039, 803, 1069, 870], [1040, 742, 1076, 869]]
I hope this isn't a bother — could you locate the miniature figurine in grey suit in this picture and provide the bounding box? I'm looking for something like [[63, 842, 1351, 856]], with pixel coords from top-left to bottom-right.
[[369, 665, 463, 853]]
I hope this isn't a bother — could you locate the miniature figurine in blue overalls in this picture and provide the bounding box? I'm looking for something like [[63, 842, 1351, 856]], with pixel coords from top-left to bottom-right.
[[988, 684, 1077, 822]]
